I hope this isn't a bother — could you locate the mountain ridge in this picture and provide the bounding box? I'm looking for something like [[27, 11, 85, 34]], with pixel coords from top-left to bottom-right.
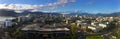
[[0, 9, 119, 17]]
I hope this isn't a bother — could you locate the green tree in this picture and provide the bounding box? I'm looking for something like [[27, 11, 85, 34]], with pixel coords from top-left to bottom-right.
[[110, 21, 120, 39], [112, 28, 120, 39], [86, 36, 104, 39], [70, 23, 77, 39], [12, 28, 25, 39]]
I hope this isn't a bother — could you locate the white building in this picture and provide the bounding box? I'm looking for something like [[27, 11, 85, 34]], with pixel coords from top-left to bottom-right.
[[91, 22, 99, 26], [76, 20, 81, 27], [18, 16, 26, 22], [0, 19, 13, 28], [88, 26, 102, 32], [0, 21, 5, 28], [18, 14, 33, 22], [88, 26, 96, 31], [4, 20, 12, 27], [99, 24, 107, 28]]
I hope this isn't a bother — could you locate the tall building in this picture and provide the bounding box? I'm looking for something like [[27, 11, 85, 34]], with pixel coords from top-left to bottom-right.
[[76, 20, 81, 27], [0, 21, 5, 28], [18, 16, 26, 22], [4, 19, 13, 27]]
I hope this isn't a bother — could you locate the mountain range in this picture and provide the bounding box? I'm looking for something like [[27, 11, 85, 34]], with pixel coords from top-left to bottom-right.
[[0, 9, 119, 17]]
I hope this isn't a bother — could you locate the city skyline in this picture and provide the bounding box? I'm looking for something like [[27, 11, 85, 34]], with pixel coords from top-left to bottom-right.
[[0, 0, 119, 14]]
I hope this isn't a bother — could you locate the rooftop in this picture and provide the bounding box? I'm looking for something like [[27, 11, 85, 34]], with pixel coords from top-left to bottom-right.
[[21, 24, 70, 32]]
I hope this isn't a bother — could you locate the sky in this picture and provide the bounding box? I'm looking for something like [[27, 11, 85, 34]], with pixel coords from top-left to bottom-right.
[[0, 0, 119, 14]]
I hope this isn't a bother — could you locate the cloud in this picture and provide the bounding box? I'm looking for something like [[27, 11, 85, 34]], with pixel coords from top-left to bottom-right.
[[0, 0, 76, 11], [56, 0, 76, 5], [84, 0, 96, 6], [0, 4, 45, 11], [46, 0, 76, 9]]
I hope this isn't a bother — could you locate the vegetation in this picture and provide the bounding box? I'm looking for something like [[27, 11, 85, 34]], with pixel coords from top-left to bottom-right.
[[70, 23, 77, 39], [112, 22, 120, 39], [112, 28, 120, 39], [110, 21, 120, 39], [12, 28, 25, 39], [86, 36, 104, 39]]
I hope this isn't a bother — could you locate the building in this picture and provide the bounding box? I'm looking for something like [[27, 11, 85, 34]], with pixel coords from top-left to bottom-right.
[[76, 20, 81, 27], [80, 23, 88, 31], [0, 19, 13, 28], [18, 15, 33, 23], [88, 26, 102, 32], [18, 16, 27, 22], [0, 21, 5, 28], [21, 24, 70, 39], [99, 23, 107, 28], [91, 22, 99, 26], [4, 20, 12, 27]]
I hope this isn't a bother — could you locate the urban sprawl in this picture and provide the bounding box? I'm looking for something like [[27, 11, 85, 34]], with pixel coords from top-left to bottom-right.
[[0, 14, 120, 39]]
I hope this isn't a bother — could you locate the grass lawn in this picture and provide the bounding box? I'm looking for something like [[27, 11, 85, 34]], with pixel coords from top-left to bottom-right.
[[86, 35, 104, 39]]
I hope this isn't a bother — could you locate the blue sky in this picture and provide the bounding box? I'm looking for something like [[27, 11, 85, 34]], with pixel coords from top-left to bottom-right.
[[0, 0, 119, 14]]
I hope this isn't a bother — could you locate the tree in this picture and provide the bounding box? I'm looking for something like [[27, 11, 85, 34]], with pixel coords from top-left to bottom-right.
[[111, 21, 120, 39], [70, 23, 77, 39], [86, 36, 104, 39], [12, 28, 25, 39], [112, 28, 120, 39]]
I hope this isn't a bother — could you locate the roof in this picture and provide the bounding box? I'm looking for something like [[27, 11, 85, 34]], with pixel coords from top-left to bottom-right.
[[21, 24, 70, 32]]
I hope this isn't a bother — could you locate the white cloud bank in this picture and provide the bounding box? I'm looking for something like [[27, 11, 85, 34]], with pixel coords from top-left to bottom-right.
[[0, 0, 76, 11]]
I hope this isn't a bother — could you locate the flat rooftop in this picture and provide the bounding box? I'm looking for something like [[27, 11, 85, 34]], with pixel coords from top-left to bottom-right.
[[21, 24, 70, 32]]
